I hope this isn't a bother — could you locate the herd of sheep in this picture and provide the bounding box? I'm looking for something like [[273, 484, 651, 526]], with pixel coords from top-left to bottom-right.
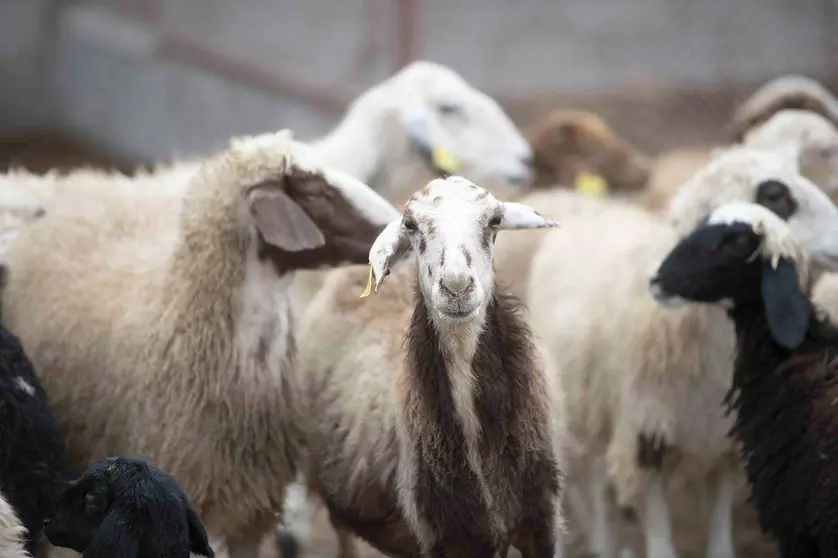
[[1, 60, 838, 558]]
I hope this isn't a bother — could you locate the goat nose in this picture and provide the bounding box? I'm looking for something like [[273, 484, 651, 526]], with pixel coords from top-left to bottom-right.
[[441, 274, 474, 296]]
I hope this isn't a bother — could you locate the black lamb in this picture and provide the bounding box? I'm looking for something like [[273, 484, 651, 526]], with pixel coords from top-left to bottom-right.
[[0, 326, 70, 555], [44, 455, 215, 558], [649, 201, 838, 558]]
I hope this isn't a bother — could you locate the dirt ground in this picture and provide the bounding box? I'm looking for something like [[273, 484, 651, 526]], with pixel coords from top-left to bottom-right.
[[251, 476, 778, 558]]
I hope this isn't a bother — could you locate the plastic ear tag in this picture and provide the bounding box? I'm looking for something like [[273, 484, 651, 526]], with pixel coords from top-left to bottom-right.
[[432, 145, 462, 174], [360, 265, 375, 298], [574, 172, 608, 197]]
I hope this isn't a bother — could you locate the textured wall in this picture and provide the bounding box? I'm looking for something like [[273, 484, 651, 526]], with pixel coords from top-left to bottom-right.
[[0, 0, 833, 162]]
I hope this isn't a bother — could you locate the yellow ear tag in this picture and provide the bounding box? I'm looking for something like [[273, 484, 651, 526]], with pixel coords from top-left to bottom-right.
[[574, 172, 608, 197], [432, 145, 462, 174], [360, 265, 375, 299]]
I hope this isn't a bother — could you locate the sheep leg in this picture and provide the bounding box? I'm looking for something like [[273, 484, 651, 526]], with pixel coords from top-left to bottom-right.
[[276, 474, 315, 557], [587, 458, 619, 558], [704, 464, 737, 558], [564, 481, 593, 540], [327, 510, 360, 558], [642, 473, 678, 558], [226, 534, 264, 558]]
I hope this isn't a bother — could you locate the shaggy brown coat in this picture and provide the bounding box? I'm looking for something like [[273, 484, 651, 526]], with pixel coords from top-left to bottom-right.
[[527, 110, 651, 195], [297, 261, 564, 557], [0, 130, 398, 556]]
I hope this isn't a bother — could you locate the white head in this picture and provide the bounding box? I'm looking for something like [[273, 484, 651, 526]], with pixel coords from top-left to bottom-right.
[[667, 145, 838, 272], [743, 109, 838, 197], [361, 61, 532, 188], [367, 176, 559, 324]]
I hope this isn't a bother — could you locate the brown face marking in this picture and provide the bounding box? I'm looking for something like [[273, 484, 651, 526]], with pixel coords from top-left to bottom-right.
[[253, 169, 386, 271]]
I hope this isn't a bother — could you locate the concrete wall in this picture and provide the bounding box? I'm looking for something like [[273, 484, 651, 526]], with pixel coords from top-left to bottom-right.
[[0, 0, 833, 162]]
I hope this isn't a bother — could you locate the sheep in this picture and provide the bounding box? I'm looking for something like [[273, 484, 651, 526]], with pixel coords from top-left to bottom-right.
[[730, 74, 838, 143], [0, 489, 30, 558], [643, 75, 838, 212], [525, 146, 838, 558], [0, 129, 401, 558], [283, 176, 565, 557], [527, 109, 651, 196], [3, 60, 532, 213], [0, 319, 70, 558], [741, 109, 838, 202], [648, 201, 838, 558], [43, 456, 213, 558]]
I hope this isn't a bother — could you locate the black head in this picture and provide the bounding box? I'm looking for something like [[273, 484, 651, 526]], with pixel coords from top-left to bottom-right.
[[650, 220, 811, 349], [43, 456, 214, 558]]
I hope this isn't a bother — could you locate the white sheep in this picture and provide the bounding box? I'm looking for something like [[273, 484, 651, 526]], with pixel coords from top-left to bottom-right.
[[0, 490, 29, 558], [3, 60, 532, 213], [644, 75, 838, 212], [285, 176, 565, 557], [731, 74, 838, 143], [0, 129, 401, 558], [526, 146, 838, 558], [493, 108, 838, 307]]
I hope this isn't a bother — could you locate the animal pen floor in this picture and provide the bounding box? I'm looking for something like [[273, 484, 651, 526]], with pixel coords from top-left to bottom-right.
[[253, 480, 778, 557], [0, 82, 800, 558]]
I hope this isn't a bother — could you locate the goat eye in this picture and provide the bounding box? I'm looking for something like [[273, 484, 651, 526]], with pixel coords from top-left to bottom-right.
[[84, 493, 97, 508], [437, 102, 461, 116], [403, 219, 418, 232], [488, 215, 502, 228]]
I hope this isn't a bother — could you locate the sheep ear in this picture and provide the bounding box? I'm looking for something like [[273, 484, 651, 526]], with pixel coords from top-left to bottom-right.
[[364, 220, 408, 296], [497, 202, 560, 230], [249, 187, 326, 252], [83, 511, 139, 558], [761, 257, 810, 350], [185, 503, 214, 557]]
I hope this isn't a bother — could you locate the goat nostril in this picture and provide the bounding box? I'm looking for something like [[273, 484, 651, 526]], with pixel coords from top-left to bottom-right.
[[43, 517, 51, 527], [442, 275, 474, 296]]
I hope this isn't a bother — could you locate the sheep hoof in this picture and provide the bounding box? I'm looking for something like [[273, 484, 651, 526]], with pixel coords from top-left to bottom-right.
[[276, 529, 300, 558]]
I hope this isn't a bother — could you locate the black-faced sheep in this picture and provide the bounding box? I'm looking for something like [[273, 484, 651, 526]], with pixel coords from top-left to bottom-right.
[[44, 456, 213, 558], [0, 130, 401, 558], [287, 176, 565, 557], [527, 109, 651, 195], [0, 325, 70, 556], [649, 201, 838, 558], [525, 146, 838, 558]]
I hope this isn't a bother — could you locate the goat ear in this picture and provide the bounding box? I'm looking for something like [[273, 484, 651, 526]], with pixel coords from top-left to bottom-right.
[[497, 202, 560, 230], [365, 220, 408, 295], [249, 187, 325, 252], [761, 257, 810, 350], [83, 511, 139, 558], [184, 502, 214, 557]]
